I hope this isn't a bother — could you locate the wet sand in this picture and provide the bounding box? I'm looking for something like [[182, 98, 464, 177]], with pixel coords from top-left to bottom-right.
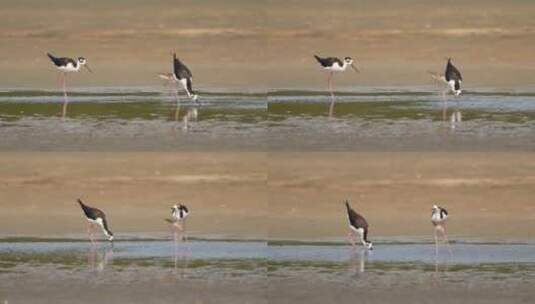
[[3, 268, 533, 304], [0, 152, 534, 242], [1, 241, 535, 303]]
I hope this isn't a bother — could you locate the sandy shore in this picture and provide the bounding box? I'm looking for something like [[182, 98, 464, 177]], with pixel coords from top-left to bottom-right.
[[268, 152, 535, 241], [0, 0, 535, 89], [0, 152, 267, 238], [0, 152, 534, 242]]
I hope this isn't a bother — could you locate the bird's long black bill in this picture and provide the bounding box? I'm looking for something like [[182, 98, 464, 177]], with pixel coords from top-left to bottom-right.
[[351, 63, 360, 73], [84, 65, 93, 73]]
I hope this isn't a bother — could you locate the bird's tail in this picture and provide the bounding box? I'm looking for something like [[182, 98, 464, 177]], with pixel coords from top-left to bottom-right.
[[313, 55, 322, 63]]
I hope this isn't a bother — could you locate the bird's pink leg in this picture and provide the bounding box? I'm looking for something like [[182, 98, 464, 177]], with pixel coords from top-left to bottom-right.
[[174, 82, 181, 123], [442, 224, 453, 256], [441, 90, 447, 122], [172, 223, 179, 241], [87, 222, 95, 244], [434, 226, 439, 256], [61, 73, 68, 119], [328, 72, 335, 117], [181, 220, 188, 242], [347, 231, 356, 249]]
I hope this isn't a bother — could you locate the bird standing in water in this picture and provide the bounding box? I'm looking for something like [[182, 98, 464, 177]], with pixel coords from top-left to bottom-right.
[[77, 199, 114, 243], [431, 204, 452, 255], [313, 55, 360, 116], [165, 204, 190, 241], [46, 53, 92, 118], [345, 200, 373, 250], [429, 57, 463, 126]]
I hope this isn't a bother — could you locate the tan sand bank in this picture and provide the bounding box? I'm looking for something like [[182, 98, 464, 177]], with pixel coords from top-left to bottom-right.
[[0, 0, 534, 89], [1, 152, 534, 242], [0, 152, 267, 238], [268, 152, 535, 241]]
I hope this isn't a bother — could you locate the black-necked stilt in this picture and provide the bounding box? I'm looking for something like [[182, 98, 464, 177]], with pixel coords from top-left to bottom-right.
[[431, 204, 452, 255], [429, 58, 463, 96], [429, 58, 463, 126], [158, 53, 198, 101], [46, 53, 92, 118], [314, 55, 360, 116], [77, 199, 114, 243], [345, 200, 373, 250], [445, 58, 462, 96], [165, 204, 190, 241]]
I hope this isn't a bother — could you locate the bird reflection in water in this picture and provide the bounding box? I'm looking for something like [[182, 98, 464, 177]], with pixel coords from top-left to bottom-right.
[[348, 248, 368, 277], [172, 237, 191, 277], [87, 243, 113, 272]]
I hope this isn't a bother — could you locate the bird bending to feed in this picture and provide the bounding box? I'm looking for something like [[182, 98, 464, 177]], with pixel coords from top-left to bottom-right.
[[429, 57, 463, 125], [77, 199, 114, 242], [431, 204, 452, 254], [313, 55, 359, 116], [345, 200, 373, 250], [165, 204, 190, 240], [46, 53, 92, 118], [429, 57, 462, 97], [158, 53, 198, 101], [445, 58, 462, 96]]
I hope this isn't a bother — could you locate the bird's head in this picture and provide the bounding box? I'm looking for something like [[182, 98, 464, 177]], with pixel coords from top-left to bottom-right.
[[104, 229, 114, 242], [432, 204, 440, 211], [365, 241, 373, 250], [171, 204, 179, 211], [77, 57, 93, 73], [344, 57, 360, 73]]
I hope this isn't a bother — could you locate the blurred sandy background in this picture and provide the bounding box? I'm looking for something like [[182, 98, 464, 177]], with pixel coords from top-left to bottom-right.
[[0, 0, 534, 90], [1, 152, 534, 241]]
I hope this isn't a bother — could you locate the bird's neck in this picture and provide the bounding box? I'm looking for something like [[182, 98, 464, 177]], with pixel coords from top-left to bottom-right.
[[341, 62, 349, 70]]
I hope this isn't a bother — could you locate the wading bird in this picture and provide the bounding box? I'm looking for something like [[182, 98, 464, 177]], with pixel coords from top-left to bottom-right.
[[46, 53, 92, 118], [158, 53, 198, 101], [313, 55, 359, 116], [165, 204, 190, 241], [431, 204, 452, 255], [345, 200, 373, 250], [429, 57, 463, 126], [77, 199, 114, 243]]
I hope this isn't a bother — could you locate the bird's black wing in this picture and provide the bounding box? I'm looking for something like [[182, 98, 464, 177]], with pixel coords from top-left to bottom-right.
[[314, 55, 342, 68], [445, 60, 462, 82], [77, 199, 106, 220], [78, 199, 97, 220], [47, 53, 76, 67], [345, 201, 368, 229], [173, 53, 193, 79], [440, 208, 448, 218]]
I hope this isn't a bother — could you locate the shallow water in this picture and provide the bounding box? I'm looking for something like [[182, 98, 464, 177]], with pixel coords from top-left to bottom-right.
[[0, 88, 534, 151], [1, 240, 535, 265], [2, 240, 535, 303]]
